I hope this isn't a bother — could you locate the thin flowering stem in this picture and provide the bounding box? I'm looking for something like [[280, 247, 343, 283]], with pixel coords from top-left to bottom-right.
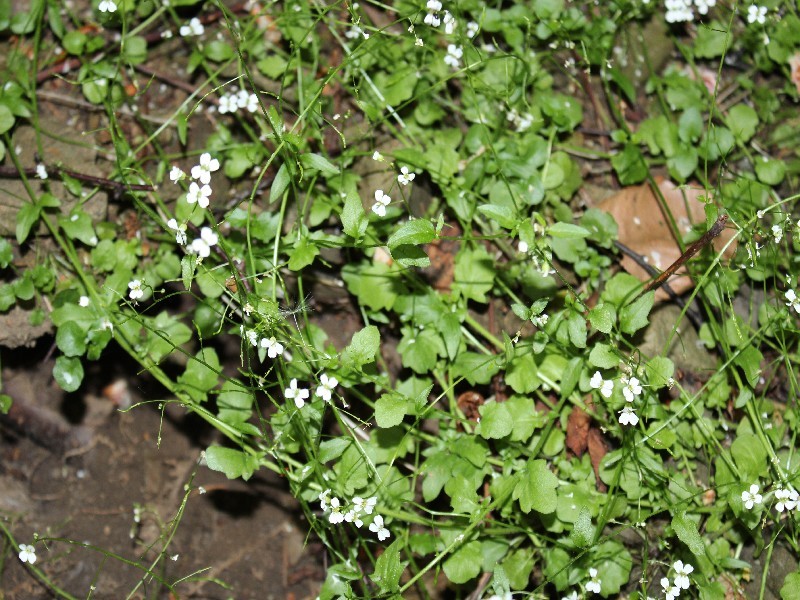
[[0, 164, 156, 192]]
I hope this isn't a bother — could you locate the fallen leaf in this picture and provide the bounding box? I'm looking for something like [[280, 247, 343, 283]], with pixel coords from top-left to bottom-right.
[[587, 428, 608, 493], [566, 406, 590, 457], [598, 177, 735, 300], [790, 53, 800, 95]]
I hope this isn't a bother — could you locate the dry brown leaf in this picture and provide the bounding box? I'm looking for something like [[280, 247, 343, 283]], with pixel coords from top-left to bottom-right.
[[566, 406, 591, 457], [587, 428, 608, 493], [598, 177, 735, 300], [790, 53, 800, 95]]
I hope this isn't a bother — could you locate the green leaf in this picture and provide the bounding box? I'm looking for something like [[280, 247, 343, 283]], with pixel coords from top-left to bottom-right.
[[387, 219, 435, 249], [589, 343, 618, 369], [371, 539, 406, 592], [503, 548, 534, 591], [342, 325, 380, 368], [611, 144, 648, 185], [445, 477, 481, 514], [694, 20, 732, 58], [547, 222, 590, 239], [16, 202, 40, 244], [122, 35, 147, 64], [672, 512, 706, 556], [204, 39, 235, 62], [645, 356, 674, 389], [0, 103, 14, 134], [341, 189, 367, 239], [53, 356, 84, 392], [726, 104, 758, 142], [178, 348, 221, 402], [513, 459, 557, 514], [56, 321, 87, 357], [392, 244, 430, 268], [453, 246, 495, 303], [443, 540, 482, 584], [299, 153, 339, 176], [477, 204, 517, 229], [453, 352, 500, 385], [58, 210, 97, 246], [755, 157, 786, 186], [734, 345, 763, 388], [217, 380, 254, 427], [588, 303, 616, 333], [780, 572, 800, 600], [0, 394, 11, 414], [478, 400, 513, 439], [569, 508, 596, 548], [398, 328, 442, 373], [375, 393, 407, 428], [619, 291, 654, 334], [567, 313, 587, 348], [204, 446, 259, 481], [287, 236, 319, 271], [270, 162, 291, 203], [731, 433, 768, 481]]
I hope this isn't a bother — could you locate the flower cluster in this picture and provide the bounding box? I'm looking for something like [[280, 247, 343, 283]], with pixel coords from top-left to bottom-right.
[[319, 490, 389, 541], [660, 560, 694, 600], [664, 0, 715, 23], [590, 370, 646, 427], [243, 329, 285, 358], [281, 372, 339, 409], [219, 88, 259, 115]]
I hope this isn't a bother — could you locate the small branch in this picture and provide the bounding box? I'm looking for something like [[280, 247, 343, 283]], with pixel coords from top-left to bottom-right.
[[0, 164, 156, 192]]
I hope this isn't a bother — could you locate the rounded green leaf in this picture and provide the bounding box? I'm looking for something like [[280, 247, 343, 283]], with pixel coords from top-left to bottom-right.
[[56, 321, 87, 357], [53, 356, 84, 392], [0, 104, 14, 135], [479, 400, 513, 439], [443, 541, 482, 584]]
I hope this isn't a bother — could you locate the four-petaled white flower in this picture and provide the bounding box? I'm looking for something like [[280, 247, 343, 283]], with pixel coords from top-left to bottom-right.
[[98, 0, 117, 13], [775, 487, 798, 512], [315, 373, 338, 402], [260, 336, 284, 359], [245, 328, 259, 347], [444, 44, 463, 68], [518, 240, 529, 254], [219, 94, 237, 114], [772, 224, 783, 244], [18, 544, 36, 565], [285, 378, 309, 408], [622, 376, 642, 402], [79, 295, 90, 307], [369, 514, 390, 541], [371, 189, 391, 216], [785, 289, 800, 314], [167, 218, 188, 245], [344, 509, 364, 528], [747, 5, 767, 24], [186, 181, 212, 208], [585, 567, 601, 594], [128, 279, 144, 300], [180, 17, 204, 37], [397, 166, 416, 186], [35, 164, 48, 179], [742, 483, 763, 510], [424, 0, 442, 27], [442, 11, 456, 34], [372, 150, 384, 162], [590, 371, 614, 398], [169, 165, 185, 183], [661, 576, 680, 600], [673, 560, 693, 590], [189, 226, 218, 258], [353, 495, 377, 515], [319, 488, 331, 511], [618, 406, 639, 426], [328, 496, 345, 524], [191, 153, 220, 185], [466, 21, 479, 38]]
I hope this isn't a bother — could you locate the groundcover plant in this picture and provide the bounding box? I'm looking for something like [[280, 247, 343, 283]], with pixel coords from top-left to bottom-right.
[[0, 0, 799, 598]]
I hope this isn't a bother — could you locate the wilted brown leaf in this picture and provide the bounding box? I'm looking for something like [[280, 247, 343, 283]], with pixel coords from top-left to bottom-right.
[[566, 406, 591, 457], [598, 177, 735, 300], [587, 428, 608, 492]]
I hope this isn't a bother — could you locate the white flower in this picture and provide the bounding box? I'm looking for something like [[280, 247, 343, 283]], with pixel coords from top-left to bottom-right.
[[622, 376, 643, 402], [328, 496, 344, 524], [747, 5, 767, 24], [190, 152, 220, 185], [260, 336, 284, 359], [353, 495, 377, 515], [189, 226, 218, 258], [319, 488, 332, 511], [169, 165, 185, 183], [128, 279, 144, 300], [586, 567, 601, 594], [372, 150, 384, 161], [35, 164, 48, 179], [79, 295, 90, 307], [245, 93, 259, 113], [369, 514, 390, 541], [532, 314, 549, 328], [18, 544, 36, 564], [426, 0, 442, 11], [397, 166, 416, 186], [466, 21, 479, 38], [444, 44, 463, 68], [695, 0, 715, 15], [186, 181, 212, 208], [180, 17, 204, 37], [167, 218, 188, 245], [772, 224, 783, 244], [315, 373, 338, 402], [775, 487, 798, 512], [218, 94, 237, 114], [442, 10, 456, 34], [665, 0, 693, 23], [245, 328, 259, 347], [618, 406, 639, 426], [98, 0, 117, 13], [562, 592, 579, 600], [590, 371, 614, 398], [371, 189, 391, 216], [785, 289, 800, 314], [518, 240, 529, 254], [661, 576, 680, 600], [742, 483, 763, 510], [673, 560, 694, 589], [285, 378, 309, 408], [344, 509, 363, 528]]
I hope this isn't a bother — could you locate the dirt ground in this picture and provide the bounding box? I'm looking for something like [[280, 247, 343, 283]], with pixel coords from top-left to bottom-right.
[[1, 342, 326, 599]]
